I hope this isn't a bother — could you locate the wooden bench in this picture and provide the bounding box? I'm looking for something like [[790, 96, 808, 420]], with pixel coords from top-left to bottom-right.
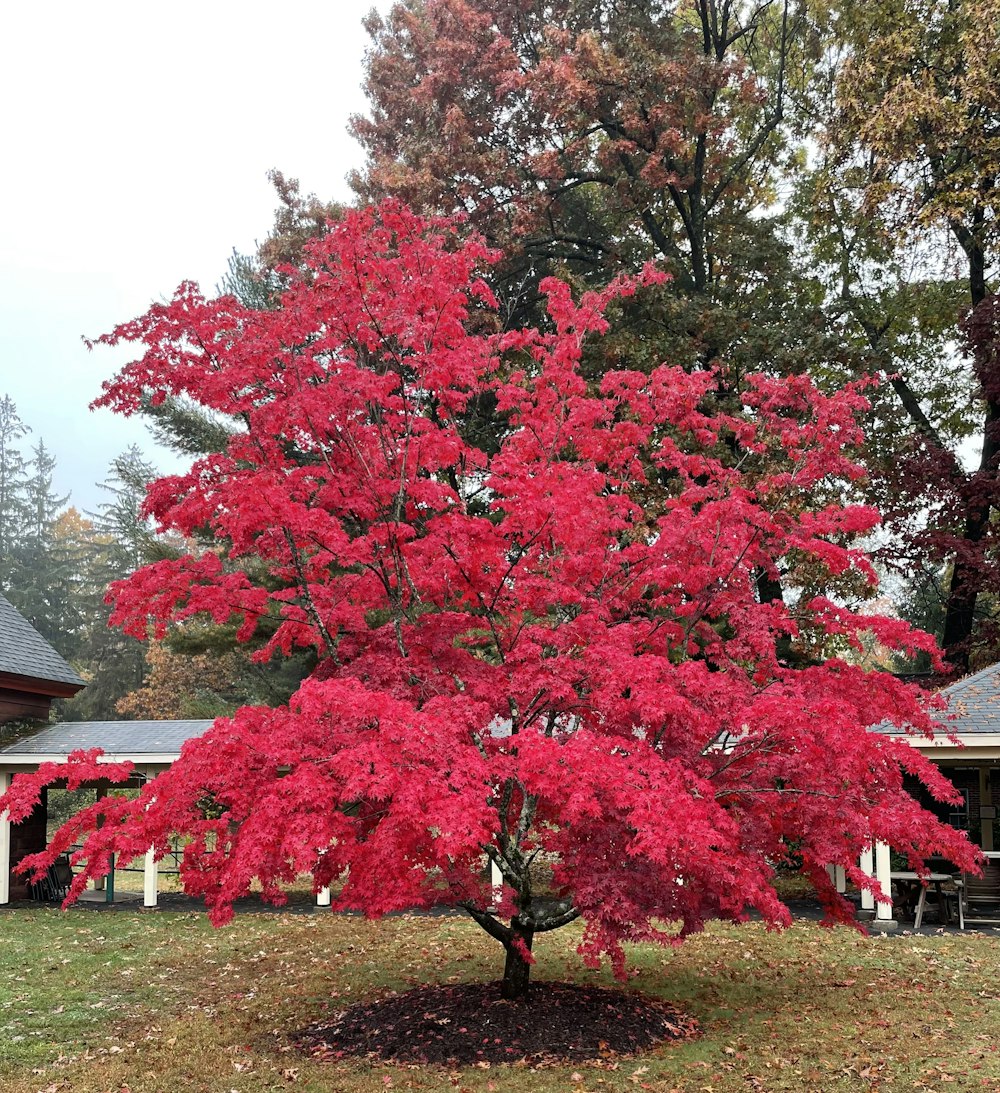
[[955, 860, 1000, 929]]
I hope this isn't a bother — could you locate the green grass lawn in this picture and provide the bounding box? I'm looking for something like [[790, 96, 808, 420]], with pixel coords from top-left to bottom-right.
[[2, 904, 999, 1093]]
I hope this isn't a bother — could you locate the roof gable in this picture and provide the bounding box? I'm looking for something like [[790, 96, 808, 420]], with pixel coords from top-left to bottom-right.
[[0, 593, 84, 689]]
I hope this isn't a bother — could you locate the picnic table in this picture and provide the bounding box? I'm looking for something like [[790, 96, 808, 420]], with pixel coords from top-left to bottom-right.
[[890, 871, 954, 929]]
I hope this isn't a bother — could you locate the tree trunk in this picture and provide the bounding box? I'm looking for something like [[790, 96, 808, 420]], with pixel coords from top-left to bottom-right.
[[941, 555, 978, 674], [500, 917, 534, 1000], [939, 233, 993, 671], [940, 408, 1000, 674]]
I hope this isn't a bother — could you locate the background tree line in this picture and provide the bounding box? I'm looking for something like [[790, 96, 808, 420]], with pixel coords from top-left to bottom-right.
[[0, 394, 150, 719], [0, 395, 305, 721]]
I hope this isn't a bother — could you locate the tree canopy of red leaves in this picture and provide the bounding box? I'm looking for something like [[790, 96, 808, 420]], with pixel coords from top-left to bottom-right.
[[1, 203, 977, 992]]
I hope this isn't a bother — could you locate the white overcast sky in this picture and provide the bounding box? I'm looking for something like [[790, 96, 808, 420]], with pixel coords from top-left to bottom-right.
[[0, 0, 388, 515]]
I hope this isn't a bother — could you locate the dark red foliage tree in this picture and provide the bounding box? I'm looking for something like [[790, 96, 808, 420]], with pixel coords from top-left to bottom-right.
[[1, 203, 977, 999], [883, 294, 1000, 667]]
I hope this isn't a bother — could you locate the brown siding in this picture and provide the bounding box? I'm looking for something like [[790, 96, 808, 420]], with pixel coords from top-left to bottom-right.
[[0, 688, 52, 723]]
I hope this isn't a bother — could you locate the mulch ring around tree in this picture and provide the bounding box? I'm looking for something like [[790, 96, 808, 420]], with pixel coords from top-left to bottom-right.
[[294, 981, 699, 1067]]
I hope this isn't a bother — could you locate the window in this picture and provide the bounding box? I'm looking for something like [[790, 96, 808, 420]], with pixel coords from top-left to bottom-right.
[[948, 787, 971, 830]]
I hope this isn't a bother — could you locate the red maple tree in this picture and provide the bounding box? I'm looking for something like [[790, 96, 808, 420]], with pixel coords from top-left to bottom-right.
[[2, 203, 978, 998]]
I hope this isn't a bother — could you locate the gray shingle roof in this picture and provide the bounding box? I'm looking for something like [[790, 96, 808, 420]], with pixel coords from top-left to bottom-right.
[[0, 593, 84, 688], [871, 662, 1000, 736], [935, 662, 1000, 734], [0, 719, 213, 757]]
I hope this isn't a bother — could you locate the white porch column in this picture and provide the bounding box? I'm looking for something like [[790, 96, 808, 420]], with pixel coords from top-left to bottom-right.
[[0, 772, 10, 905], [315, 846, 332, 906], [143, 846, 159, 907], [491, 859, 503, 907], [874, 839, 896, 929], [142, 776, 158, 908], [826, 864, 847, 894], [859, 845, 875, 914]]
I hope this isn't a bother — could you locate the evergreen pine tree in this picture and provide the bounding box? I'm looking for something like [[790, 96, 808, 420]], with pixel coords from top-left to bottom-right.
[[0, 396, 30, 592], [14, 439, 76, 652], [58, 448, 159, 721]]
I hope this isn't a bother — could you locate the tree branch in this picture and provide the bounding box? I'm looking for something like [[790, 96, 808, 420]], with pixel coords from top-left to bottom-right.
[[459, 901, 512, 946]]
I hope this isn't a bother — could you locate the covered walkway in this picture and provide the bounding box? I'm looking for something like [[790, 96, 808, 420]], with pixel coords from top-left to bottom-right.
[[0, 719, 211, 907], [0, 718, 350, 909]]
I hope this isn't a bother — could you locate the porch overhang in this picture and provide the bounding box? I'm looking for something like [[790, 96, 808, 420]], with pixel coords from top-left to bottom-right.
[[882, 732, 1000, 761]]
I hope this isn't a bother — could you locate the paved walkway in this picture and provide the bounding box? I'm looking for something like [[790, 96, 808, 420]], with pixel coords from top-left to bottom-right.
[[6, 890, 998, 936], [11, 887, 455, 917], [787, 894, 1000, 937]]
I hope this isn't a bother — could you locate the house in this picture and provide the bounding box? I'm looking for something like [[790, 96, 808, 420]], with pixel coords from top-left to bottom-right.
[[877, 662, 1000, 853], [844, 663, 1000, 929], [0, 592, 85, 900], [0, 592, 84, 724]]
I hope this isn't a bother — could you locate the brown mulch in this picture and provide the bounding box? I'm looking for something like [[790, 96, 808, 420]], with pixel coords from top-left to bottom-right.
[[294, 980, 699, 1066]]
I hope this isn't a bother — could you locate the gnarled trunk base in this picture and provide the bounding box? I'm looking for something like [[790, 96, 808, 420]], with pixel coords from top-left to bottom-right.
[[500, 917, 534, 1000]]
